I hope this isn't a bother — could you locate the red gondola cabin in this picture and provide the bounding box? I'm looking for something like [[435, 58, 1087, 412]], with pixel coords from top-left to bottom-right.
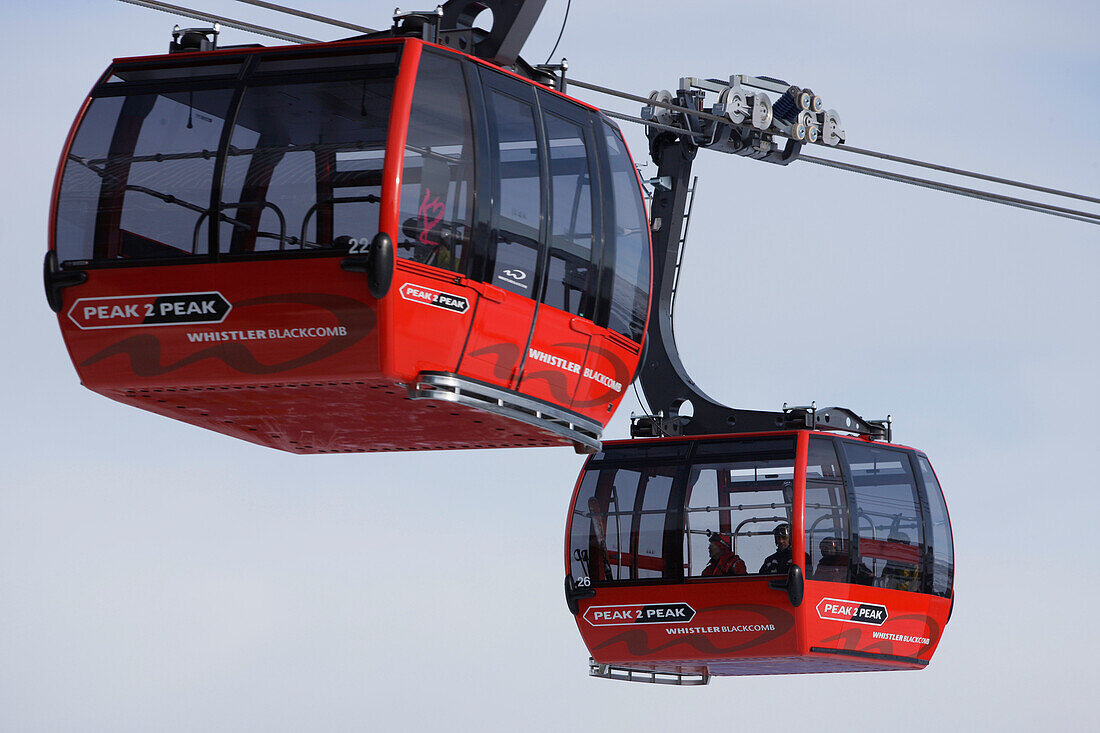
[[565, 430, 954, 682], [46, 35, 651, 453]]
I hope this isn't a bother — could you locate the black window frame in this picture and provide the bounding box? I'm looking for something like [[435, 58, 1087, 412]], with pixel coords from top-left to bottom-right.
[[571, 435, 801, 588], [913, 452, 954, 598], [835, 436, 933, 595], [592, 116, 650, 343], [58, 42, 403, 270], [390, 48, 480, 275], [533, 89, 605, 318], [474, 64, 551, 301]]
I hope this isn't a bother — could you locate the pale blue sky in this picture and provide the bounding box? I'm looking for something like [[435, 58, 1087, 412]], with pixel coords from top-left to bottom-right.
[[2, 2, 1098, 730]]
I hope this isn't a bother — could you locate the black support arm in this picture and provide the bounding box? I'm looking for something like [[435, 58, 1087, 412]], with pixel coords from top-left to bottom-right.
[[635, 122, 888, 441], [635, 131, 802, 437], [438, 0, 546, 67]]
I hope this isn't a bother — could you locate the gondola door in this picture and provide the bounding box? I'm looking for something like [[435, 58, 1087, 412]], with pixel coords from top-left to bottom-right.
[[384, 45, 483, 381], [454, 68, 543, 390], [514, 95, 602, 411]]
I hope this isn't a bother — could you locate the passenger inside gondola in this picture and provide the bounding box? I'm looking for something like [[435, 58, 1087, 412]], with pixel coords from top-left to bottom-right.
[[758, 522, 792, 574], [397, 53, 474, 272], [683, 444, 799, 577], [812, 536, 848, 583], [758, 523, 810, 575], [701, 531, 746, 577]]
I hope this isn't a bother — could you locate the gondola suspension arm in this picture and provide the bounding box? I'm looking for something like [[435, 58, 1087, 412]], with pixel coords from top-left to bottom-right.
[[631, 77, 889, 440]]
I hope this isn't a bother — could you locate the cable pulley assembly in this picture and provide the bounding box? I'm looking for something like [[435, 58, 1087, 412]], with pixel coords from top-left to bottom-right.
[[640, 75, 843, 167]]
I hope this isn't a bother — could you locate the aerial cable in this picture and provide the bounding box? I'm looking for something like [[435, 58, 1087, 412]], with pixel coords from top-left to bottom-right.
[[230, 0, 376, 34], [568, 75, 1099, 218], [570, 77, 730, 127], [599, 109, 705, 140], [116, 0, 319, 43], [800, 154, 1100, 226], [834, 144, 1100, 207], [544, 0, 571, 64], [600, 104, 1098, 225], [114, 3, 1097, 225]]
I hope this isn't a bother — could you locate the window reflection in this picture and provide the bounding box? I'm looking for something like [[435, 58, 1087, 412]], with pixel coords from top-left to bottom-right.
[[570, 465, 680, 583], [222, 76, 392, 253], [56, 51, 397, 264], [487, 88, 542, 295], [684, 459, 795, 577], [398, 52, 475, 271], [543, 112, 594, 315], [841, 442, 925, 591], [919, 456, 954, 597], [57, 89, 234, 261], [602, 122, 650, 342], [806, 438, 851, 584], [569, 438, 948, 598]]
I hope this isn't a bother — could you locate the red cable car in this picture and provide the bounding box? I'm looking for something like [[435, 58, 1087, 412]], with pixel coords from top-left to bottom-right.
[[553, 75, 953, 681], [44, 12, 651, 453], [564, 428, 954, 682]]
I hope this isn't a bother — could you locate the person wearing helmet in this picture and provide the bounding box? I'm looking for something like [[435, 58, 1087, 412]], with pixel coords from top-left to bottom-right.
[[758, 522, 809, 575], [813, 535, 874, 584], [812, 536, 848, 583], [701, 530, 747, 577]]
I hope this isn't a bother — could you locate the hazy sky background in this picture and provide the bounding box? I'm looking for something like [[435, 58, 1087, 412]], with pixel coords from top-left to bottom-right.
[[2, 1, 1097, 730]]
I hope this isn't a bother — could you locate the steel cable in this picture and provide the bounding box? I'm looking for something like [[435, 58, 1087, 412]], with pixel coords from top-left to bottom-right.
[[113, 5, 1098, 226], [568, 76, 1099, 220], [116, 0, 319, 43], [231, 0, 376, 34], [834, 144, 1100, 206], [800, 154, 1100, 226]]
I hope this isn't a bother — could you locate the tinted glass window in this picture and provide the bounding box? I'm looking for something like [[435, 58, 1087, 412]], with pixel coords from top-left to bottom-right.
[[397, 53, 475, 272], [56, 96, 125, 263], [57, 51, 398, 265], [806, 438, 851, 584], [841, 442, 925, 592], [602, 122, 650, 342], [918, 456, 954, 597], [221, 75, 392, 254], [486, 88, 542, 296], [56, 89, 234, 262], [571, 438, 804, 586], [107, 60, 243, 83], [543, 111, 595, 315], [255, 51, 398, 76], [569, 465, 681, 584], [590, 442, 689, 463], [696, 436, 795, 460], [685, 454, 796, 577]]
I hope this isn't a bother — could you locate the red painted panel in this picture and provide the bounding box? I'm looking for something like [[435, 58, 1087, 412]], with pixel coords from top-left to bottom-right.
[[517, 305, 589, 408], [575, 580, 800, 668], [803, 581, 950, 665], [384, 260, 476, 382], [574, 579, 948, 675], [56, 257, 585, 452], [379, 40, 420, 243], [59, 257, 381, 390], [457, 282, 536, 390], [571, 329, 637, 422]]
